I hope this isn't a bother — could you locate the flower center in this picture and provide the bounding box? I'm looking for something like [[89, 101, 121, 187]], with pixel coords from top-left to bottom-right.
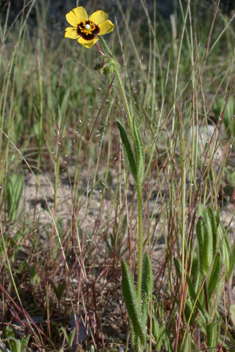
[[77, 20, 100, 40]]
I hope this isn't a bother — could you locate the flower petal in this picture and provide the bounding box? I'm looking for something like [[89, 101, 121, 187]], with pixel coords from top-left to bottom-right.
[[66, 7, 88, 27], [78, 37, 99, 48], [65, 27, 79, 39], [89, 10, 108, 25], [98, 20, 114, 35], [73, 7, 88, 22], [66, 12, 78, 27]]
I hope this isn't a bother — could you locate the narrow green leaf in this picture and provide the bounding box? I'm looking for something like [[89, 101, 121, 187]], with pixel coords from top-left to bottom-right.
[[197, 204, 204, 217], [61, 326, 69, 343], [173, 258, 181, 278], [116, 119, 137, 181], [229, 243, 235, 281], [133, 118, 145, 184], [152, 316, 159, 343], [191, 257, 201, 293], [207, 252, 221, 301], [186, 274, 205, 317], [16, 171, 24, 198], [50, 281, 58, 297], [196, 217, 205, 275], [167, 306, 178, 329], [223, 232, 231, 282], [152, 317, 165, 352], [216, 206, 220, 227], [230, 305, 235, 326], [181, 331, 191, 352], [57, 281, 66, 300], [207, 207, 217, 255], [68, 327, 76, 347], [141, 253, 153, 327], [121, 259, 146, 346], [184, 301, 196, 327], [202, 212, 213, 272], [206, 322, 213, 347], [210, 276, 224, 318], [206, 316, 220, 349], [132, 332, 143, 352], [7, 176, 15, 217], [51, 281, 66, 300], [21, 335, 30, 351], [7, 171, 24, 221], [163, 328, 174, 352]]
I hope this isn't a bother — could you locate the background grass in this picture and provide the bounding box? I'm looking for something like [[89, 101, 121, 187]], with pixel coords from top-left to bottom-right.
[[1, 0, 235, 351]]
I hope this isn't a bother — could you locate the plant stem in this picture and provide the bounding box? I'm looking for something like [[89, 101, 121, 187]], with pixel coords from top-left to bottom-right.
[[115, 69, 134, 138], [35, 56, 43, 222], [137, 181, 143, 302], [99, 37, 144, 303], [203, 284, 209, 312], [195, 327, 200, 351], [115, 66, 144, 302], [99, 38, 134, 141], [94, 43, 104, 55]]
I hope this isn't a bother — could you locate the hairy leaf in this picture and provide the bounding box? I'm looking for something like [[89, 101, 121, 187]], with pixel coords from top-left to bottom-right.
[[121, 259, 146, 347], [207, 252, 221, 301], [133, 118, 145, 184], [116, 119, 137, 181], [141, 253, 153, 327]]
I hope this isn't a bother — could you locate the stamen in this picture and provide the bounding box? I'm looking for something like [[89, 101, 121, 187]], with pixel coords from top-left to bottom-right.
[[77, 20, 99, 39]]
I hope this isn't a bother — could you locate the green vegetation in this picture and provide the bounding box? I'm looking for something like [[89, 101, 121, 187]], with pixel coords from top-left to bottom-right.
[[1, 0, 235, 351]]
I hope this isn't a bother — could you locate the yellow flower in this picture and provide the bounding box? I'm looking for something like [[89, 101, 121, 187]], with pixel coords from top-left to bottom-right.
[[65, 7, 114, 49]]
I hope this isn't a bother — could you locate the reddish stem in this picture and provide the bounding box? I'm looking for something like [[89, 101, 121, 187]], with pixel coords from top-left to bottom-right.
[[94, 43, 104, 55], [195, 327, 200, 351]]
